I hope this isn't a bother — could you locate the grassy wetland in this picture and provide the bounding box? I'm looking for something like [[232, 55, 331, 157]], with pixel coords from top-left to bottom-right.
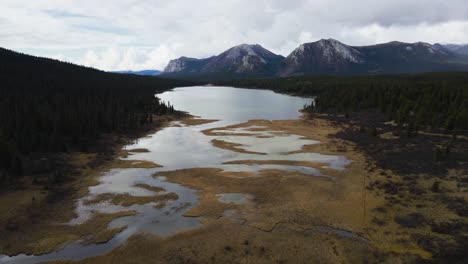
[[1, 85, 467, 264]]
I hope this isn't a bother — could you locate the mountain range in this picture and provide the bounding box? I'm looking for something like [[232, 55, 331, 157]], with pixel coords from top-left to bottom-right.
[[441, 44, 468, 56], [113, 70, 161, 76], [161, 39, 468, 78], [163, 44, 284, 78]]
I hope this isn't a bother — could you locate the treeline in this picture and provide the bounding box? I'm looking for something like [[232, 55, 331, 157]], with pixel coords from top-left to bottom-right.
[[0, 48, 195, 182], [219, 73, 468, 132]]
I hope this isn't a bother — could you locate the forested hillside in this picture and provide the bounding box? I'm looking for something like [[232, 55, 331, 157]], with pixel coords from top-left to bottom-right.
[[0, 48, 194, 183], [220, 73, 468, 132]]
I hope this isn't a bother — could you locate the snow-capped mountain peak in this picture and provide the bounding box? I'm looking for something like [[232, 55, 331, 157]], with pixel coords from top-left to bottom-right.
[[221, 44, 280, 63], [207, 44, 284, 73], [414, 42, 448, 55], [163, 39, 468, 77], [286, 38, 363, 66], [163, 44, 284, 75], [229, 44, 260, 55], [316, 39, 363, 63], [222, 44, 264, 63], [437, 43, 468, 56]]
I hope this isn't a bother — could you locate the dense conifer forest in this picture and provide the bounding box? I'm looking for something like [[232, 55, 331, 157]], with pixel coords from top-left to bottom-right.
[[220, 73, 468, 132], [0, 48, 194, 184]]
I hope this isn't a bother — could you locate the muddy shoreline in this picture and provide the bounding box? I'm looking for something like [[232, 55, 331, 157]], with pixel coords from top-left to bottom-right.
[[0, 114, 198, 256]]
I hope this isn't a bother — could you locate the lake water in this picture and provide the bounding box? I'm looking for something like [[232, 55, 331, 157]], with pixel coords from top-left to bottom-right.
[[158, 86, 311, 121], [0, 86, 349, 264]]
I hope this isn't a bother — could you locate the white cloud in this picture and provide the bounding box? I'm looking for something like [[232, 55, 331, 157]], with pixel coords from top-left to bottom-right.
[[1, 0, 468, 71], [80, 45, 178, 71]]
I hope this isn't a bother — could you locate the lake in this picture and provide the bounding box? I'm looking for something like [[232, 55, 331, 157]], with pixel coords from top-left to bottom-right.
[[158, 86, 311, 121]]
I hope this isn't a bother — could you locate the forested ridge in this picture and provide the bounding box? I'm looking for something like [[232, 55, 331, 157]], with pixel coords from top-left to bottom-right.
[[0, 48, 194, 183], [220, 73, 468, 132]]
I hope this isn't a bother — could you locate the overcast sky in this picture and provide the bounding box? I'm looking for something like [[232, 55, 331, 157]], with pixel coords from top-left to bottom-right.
[[1, 0, 468, 71]]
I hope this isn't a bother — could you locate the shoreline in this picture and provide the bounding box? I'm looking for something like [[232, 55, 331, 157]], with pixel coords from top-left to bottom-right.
[[0, 113, 200, 256]]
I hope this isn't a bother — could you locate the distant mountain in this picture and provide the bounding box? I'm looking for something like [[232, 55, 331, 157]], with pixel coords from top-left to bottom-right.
[[163, 44, 284, 78], [280, 39, 468, 76], [163, 39, 468, 79], [202, 44, 284, 74], [164, 56, 214, 74], [439, 43, 468, 56], [280, 39, 365, 76], [114, 70, 161, 76]]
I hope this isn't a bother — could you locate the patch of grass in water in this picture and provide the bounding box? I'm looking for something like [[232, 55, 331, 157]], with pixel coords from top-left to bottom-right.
[[84, 192, 178, 207]]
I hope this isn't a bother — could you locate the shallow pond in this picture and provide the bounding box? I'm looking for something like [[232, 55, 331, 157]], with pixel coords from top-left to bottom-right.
[[0, 86, 349, 264]]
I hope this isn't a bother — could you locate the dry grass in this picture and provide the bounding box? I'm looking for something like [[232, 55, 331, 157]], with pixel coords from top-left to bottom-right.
[[48, 220, 369, 264], [168, 117, 454, 261], [179, 116, 218, 126], [211, 139, 266, 155], [0, 116, 179, 256], [85, 226, 127, 245], [105, 159, 162, 169], [42, 116, 375, 263], [223, 159, 326, 168], [0, 211, 136, 256], [84, 192, 179, 207], [126, 148, 150, 153], [134, 183, 165, 193], [4, 115, 464, 263]]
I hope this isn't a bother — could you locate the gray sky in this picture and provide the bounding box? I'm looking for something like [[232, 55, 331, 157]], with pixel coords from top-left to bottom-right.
[[1, 0, 468, 71]]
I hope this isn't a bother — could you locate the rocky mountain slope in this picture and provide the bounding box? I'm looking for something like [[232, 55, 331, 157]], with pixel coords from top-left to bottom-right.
[[164, 44, 283, 77], [162, 39, 468, 78], [440, 44, 468, 56]]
